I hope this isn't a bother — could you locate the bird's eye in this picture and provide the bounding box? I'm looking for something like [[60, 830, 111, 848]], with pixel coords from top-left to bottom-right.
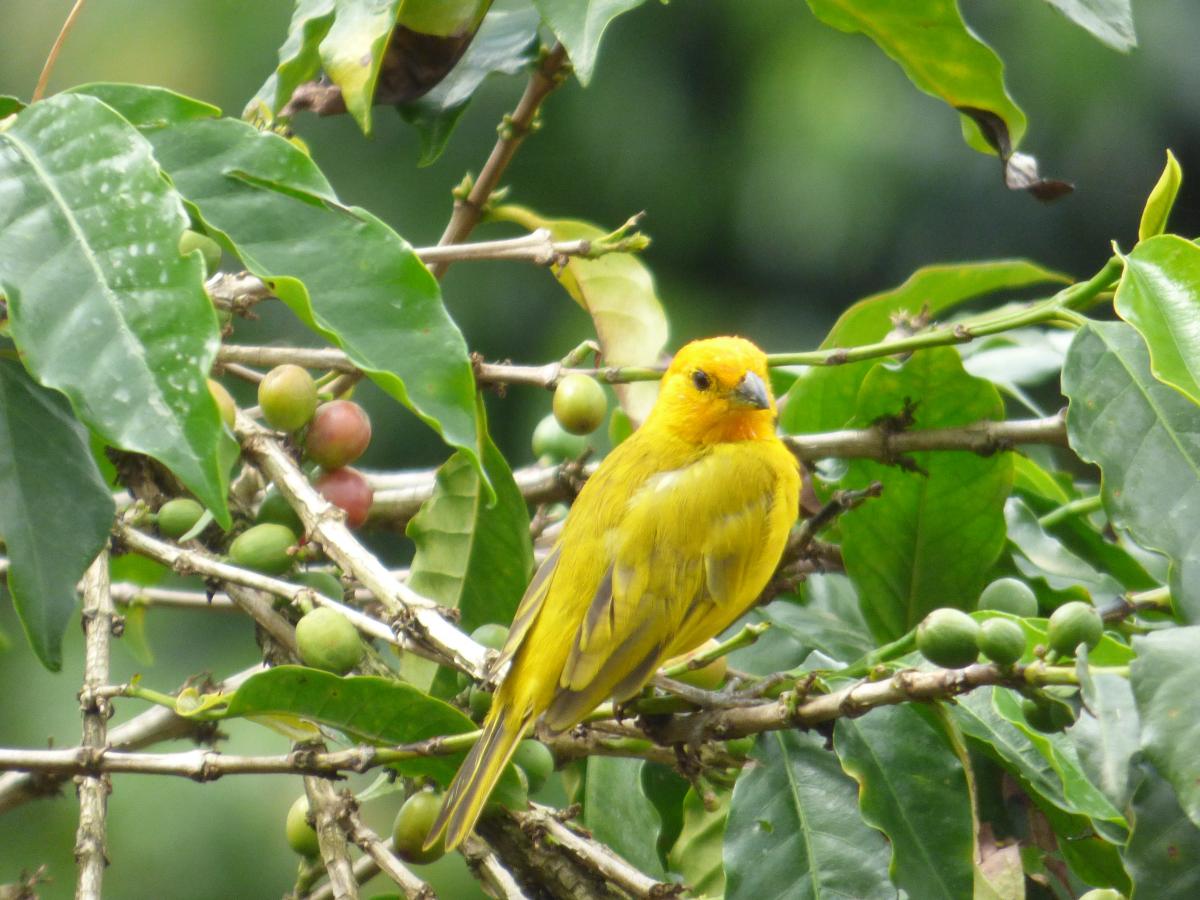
[[691, 370, 711, 391]]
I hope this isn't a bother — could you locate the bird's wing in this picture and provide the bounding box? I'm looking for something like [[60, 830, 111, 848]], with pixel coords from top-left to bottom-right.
[[544, 445, 791, 730]]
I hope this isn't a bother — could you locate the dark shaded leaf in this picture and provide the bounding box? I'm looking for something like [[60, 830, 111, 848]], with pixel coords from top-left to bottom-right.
[[839, 348, 1013, 639], [724, 729, 894, 900], [782, 260, 1067, 435], [835, 704, 973, 900], [1062, 321, 1200, 621], [143, 117, 481, 472], [583, 757, 664, 877], [399, 0, 540, 166], [1131, 627, 1200, 829], [0, 94, 230, 523], [0, 359, 114, 670]]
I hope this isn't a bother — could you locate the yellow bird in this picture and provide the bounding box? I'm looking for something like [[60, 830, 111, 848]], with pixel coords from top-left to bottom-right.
[[430, 336, 800, 849]]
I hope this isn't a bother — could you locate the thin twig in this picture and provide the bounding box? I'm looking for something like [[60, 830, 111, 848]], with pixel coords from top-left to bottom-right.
[[75, 549, 113, 900], [518, 804, 678, 899], [234, 414, 489, 679], [429, 44, 570, 278], [32, 0, 88, 101], [305, 776, 358, 900], [461, 836, 529, 900], [337, 802, 434, 900]]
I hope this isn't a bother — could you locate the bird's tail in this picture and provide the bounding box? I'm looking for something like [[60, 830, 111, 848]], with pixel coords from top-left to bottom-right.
[[427, 701, 529, 851]]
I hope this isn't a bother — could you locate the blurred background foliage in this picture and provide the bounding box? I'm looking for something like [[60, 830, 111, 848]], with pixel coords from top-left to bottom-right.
[[1, 1, 1198, 896]]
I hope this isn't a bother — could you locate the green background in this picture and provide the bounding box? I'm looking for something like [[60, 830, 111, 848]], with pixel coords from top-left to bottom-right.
[[2, 1, 1199, 896]]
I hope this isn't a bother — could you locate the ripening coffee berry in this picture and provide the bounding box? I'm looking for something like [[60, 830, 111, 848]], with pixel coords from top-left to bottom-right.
[[229, 523, 297, 575], [976, 617, 1026, 666], [663, 639, 728, 690], [157, 498, 205, 538], [285, 796, 320, 858], [1021, 696, 1074, 733], [553, 374, 607, 435], [531, 414, 589, 462], [977, 577, 1038, 617], [258, 364, 317, 432], [1047, 601, 1104, 657], [393, 790, 446, 865], [305, 401, 371, 469], [314, 467, 373, 529], [513, 740, 555, 793], [295, 607, 364, 674], [917, 608, 981, 669], [256, 488, 304, 535]]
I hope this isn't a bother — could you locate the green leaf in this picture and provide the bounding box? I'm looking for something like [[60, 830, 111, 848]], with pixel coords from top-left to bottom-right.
[[834, 704, 974, 900], [246, 0, 336, 119], [0, 96, 25, 118], [1114, 235, 1200, 406], [221, 666, 521, 795], [492, 205, 668, 423], [405, 402, 533, 693], [1072, 667, 1140, 811], [583, 757, 664, 877], [781, 260, 1067, 435], [724, 729, 894, 900], [1005, 498, 1124, 599], [1012, 455, 1071, 504], [0, 359, 114, 670], [1123, 763, 1200, 900], [1131, 626, 1200, 829], [839, 348, 1013, 640], [531, 0, 648, 85], [66, 83, 221, 128], [319, 0, 405, 134], [804, 0, 1025, 155], [1138, 149, 1182, 240], [399, 0, 540, 166], [142, 117, 481, 471], [992, 686, 1125, 830], [736, 575, 875, 674], [1062, 321, 1200, 621], [667, 788, 728, 897], [0, 94, 230, 524]]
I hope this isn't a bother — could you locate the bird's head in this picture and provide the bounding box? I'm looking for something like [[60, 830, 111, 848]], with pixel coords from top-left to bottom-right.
[[647, 336, 778, 444]]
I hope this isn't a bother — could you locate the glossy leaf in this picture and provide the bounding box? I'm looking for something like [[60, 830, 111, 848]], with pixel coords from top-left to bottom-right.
[[0, 94, 229, 524], [1005, 498, 1124, 599], [492, 205, 668, 423], [1138, 149, 1181, 240], [1063, 321, 1200, 621], [1123, 763, 1200, 900], [835, 704, 973, 900], [0, 359, 114, 670], [399, 0, 540, 165], [220, 666, 521, 795], [66, 83, 221, 128], [1072, 665, 1140, 812], [532, 0, 648, 85], [782, 260, 1067, 435], [319, 0, 405, 134], [1114, 235, 1200, 406], [1131, 627, 1200, 829], [667, 787, 727, 897], [1012, 455, 1071, 504], [839, 348, 1013, 639], [724, 729, 893, 900], [583, 757, 664, 877], [142, 117, 481, 471], [804, 0, 1025, 155], [247, 0, 336, 118]]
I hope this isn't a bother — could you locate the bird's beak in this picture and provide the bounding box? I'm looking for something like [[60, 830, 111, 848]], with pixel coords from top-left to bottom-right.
[[731, 371, 770, 410]]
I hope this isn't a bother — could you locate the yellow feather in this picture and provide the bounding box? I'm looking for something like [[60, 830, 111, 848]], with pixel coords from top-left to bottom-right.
[[428, 336, 800, 849]]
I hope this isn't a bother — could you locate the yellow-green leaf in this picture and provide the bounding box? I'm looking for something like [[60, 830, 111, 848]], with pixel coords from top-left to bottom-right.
[[1138, 149, 1182, 242]]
